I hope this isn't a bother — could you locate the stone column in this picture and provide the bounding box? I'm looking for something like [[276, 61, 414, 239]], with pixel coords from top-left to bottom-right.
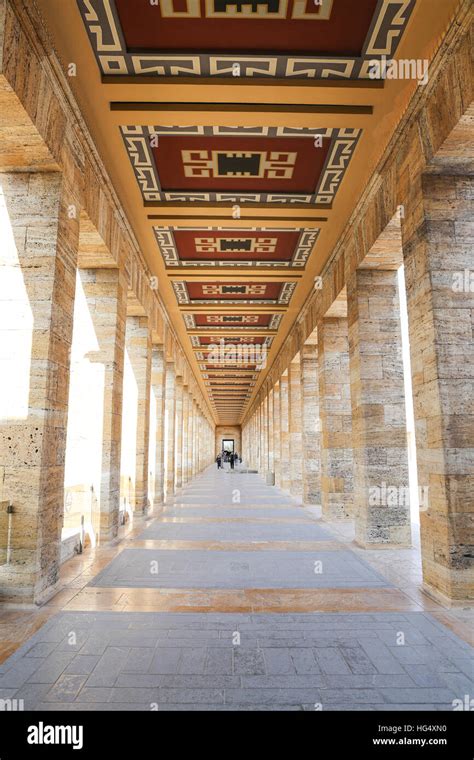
[[80, 267, 126, 541], [248, 414, 256, 470], [151, 345, 166, 506], [256, 410, 259, 471], [273, 382, 281, 487], [187, 394, 193, 481], [192, 400, 198, 477], [348, 268, 410, 547], [175, 375, 184, 489], [0, 171, 80, 603], [246, 416, 252, 468], [289, 357, 304, 499], [401, 171, 473, 601], [279, 372, 291, 492], [301, 343, 322, 505], [268, 389, 274, 475], [198, 409, 203, 472], [165, 361, 176, 498], [318, 318, 354, 520], [251, 413, 256, 469], [182, 385, 189, 485], [125, 316, 152, 515], [263, 394, 269, 474], [255, 406, 260, 471], [195, 406, 201, 475]]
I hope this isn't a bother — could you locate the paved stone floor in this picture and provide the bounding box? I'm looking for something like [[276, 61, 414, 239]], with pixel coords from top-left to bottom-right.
[[89, 549, 389, 589], [0, 467, 472, 711]]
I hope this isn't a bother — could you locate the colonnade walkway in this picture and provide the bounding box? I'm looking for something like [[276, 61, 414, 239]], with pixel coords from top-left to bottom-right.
[[0, 468, 472, 711]]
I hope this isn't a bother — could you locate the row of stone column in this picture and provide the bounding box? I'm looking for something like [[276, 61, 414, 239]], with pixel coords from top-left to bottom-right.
[[117, 330, 212, 525], [243, 166, 473, 606], [245, 270, 410, 543], [0, 171, 214, 605]]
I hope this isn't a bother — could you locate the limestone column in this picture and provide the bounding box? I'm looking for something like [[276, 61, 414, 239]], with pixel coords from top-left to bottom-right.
[[273, 382, 281, 487], [262, 395, 269, 474], [289, 357, 303, 499], [301, 343, 322, 505], [165, 361, 176, 498], [256, 410, 259, 471], [182, 385, 189, 484], [268, 389, 274, 475], [124, 317, 152, 515], [251, 414, 257, 469], [0, 172, 80, 603], [195, 409, 201, 473], [401, 171, 473, 601], [279, 372, 291, 492], [187, 394, 193, 480], [252, 409, 257, 470], [255, 407, 260, 471], [249, 415, 254, 468], [318, 318, 354, 520], [246, 416, 252, 468], [151, 345, 166, 506], [192, 400, 198, 477], [198, 410, 203, 472], [175, 375, 184, 489], [81, 267, 127, 540], [257, 408, 261, 471], [348, 268, 410, 547]]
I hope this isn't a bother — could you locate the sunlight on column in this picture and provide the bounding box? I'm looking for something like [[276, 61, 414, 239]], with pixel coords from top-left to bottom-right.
[[63, 271, 105, 547], [398, 265, 420, 527], [120, 346, 138, 521], [0, 184, 33, 421]]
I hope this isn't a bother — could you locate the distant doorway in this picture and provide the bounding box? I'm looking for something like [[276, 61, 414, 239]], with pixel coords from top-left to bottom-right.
[[222, 439, 234, 454]]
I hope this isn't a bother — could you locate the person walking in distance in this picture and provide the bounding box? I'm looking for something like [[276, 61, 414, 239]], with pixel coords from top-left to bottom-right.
[[216, 453, 222, 470]]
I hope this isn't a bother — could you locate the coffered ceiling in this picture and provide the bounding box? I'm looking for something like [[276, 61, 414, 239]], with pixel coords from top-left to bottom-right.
[[35, 0, 460, 424]]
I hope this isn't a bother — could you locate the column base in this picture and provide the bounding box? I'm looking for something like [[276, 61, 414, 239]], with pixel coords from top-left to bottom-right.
[[422, 581, 474, 609], [0, 578, 62, 608], [353, 539, 413, 550]]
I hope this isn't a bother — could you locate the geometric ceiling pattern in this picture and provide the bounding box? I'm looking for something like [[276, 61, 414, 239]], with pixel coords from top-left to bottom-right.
[[80, 0, 415, 79], [154, 228, 319, 268], [76, 0, 417, 422], [121, 127, 360, 205]]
